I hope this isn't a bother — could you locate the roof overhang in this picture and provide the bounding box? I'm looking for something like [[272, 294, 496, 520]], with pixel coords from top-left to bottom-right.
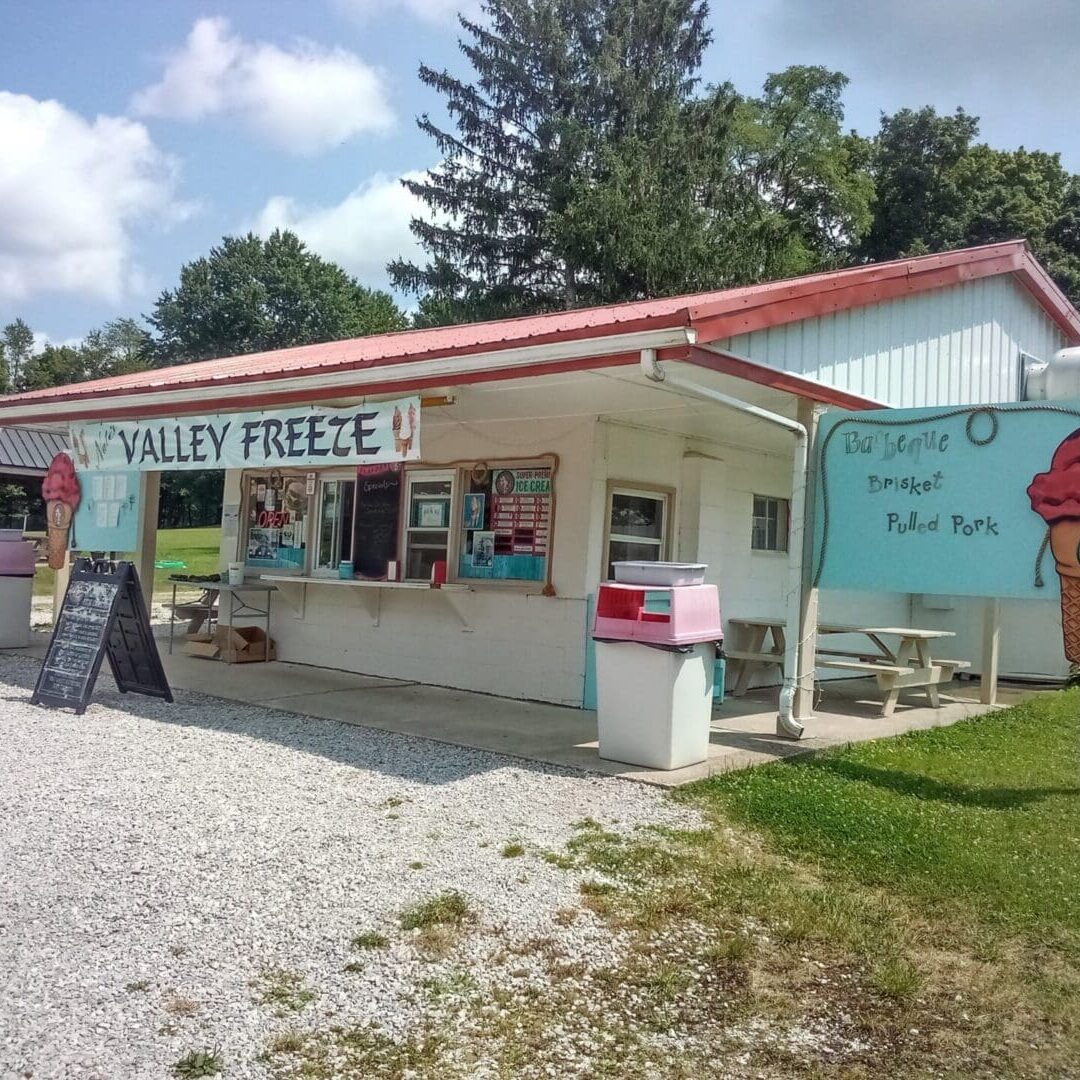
[[0, 328, 698, 425]]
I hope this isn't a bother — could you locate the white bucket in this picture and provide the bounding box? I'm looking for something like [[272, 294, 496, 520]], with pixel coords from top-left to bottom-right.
[[227, 562, 244, 586]]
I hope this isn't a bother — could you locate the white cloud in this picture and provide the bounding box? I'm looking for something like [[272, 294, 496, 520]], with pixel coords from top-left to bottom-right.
[[251, 170, 433, 287], [132, 16, 394, 156], [0, 91, 182, 303], [336, 0, 480, 26], [31, 332, 84, 352]]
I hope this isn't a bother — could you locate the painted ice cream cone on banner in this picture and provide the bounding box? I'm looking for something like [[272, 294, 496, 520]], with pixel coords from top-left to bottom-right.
[[1028, 428, 1080, 661], [41, 452, 81, 570], [392, 406, 403, 454]]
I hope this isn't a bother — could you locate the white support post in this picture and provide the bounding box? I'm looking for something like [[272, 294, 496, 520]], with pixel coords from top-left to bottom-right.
[[134, 472, 161, 600], [980, 597, 1001, 705], [793, 398, 822, 722]]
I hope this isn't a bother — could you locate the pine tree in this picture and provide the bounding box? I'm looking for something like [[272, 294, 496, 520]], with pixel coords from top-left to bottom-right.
[[391, 0, 754, 322]]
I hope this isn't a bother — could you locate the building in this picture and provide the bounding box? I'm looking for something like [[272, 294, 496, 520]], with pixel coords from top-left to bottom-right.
[[0, 241, 1076, 718], [0, 426, 70, 530]]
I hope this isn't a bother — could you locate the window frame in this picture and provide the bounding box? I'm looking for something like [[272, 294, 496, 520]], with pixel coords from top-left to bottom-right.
[[603, 482, 674, 580], [238, 469, 314, 576], [447, 458, 556, 587], [311, 470, 358, 577], [750, 493, 790, 554], [401, 467, 458, 582]]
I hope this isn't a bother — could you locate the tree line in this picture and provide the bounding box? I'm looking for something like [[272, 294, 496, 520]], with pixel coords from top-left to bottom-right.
[[3, 0, 1079, 525]]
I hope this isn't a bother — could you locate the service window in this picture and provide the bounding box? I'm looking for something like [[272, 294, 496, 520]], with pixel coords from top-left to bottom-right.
[[242, 472, 310, 572], [457, 465, 552, 582], [314, 475, 356, 574], [751, 494, 789, 553], [403, 469, 455, 580], [605, 487, 669, 578]]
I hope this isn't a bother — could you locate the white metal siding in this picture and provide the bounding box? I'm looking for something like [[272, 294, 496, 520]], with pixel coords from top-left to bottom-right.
[[718, 276, 1068, 408]]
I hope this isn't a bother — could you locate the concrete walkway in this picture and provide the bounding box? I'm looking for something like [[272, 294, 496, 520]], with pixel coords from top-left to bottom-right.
[[7, 631, 1022, 786]]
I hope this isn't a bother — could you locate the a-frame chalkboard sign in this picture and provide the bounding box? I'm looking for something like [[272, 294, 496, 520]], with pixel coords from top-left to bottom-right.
[[32, 559, 173, 714]]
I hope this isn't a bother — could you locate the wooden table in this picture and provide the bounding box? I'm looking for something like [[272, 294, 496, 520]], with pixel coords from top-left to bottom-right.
[[726, 618, 970, 717]]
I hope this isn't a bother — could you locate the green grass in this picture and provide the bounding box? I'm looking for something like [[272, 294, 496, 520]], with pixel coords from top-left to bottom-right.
[[683, 690, 1080, 951], [171, 1048, 223, 1078], [33, 525, 223, 599], [350, 930, 389, 950], [399, 890, 474, 931], [254, 967, 317, 1015]]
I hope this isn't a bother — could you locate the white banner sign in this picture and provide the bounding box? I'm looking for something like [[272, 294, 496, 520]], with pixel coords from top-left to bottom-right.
[[70, 397, 421, 472]]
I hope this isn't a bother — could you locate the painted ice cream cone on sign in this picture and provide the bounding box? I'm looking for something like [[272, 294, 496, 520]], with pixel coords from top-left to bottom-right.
[[1028, 429, 1080, 661], [42, 452, 81, 570]]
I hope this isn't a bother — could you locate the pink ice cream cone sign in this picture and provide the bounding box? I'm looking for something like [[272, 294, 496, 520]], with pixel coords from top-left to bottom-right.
[[1028, 428, 1080, 663], [42, 452, 81, 570]]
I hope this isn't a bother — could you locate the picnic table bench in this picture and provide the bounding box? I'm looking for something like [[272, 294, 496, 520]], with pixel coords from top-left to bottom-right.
[[726, 617, 970, 717]]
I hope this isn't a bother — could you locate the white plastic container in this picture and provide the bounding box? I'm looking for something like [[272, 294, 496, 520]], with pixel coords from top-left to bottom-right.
[[594, 641, 714, 769], [227, 562, 244, 586], [612, 561, 707, 586]]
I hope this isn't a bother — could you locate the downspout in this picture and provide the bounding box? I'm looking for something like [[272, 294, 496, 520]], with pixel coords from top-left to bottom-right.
[[639, 349, 809, 738]]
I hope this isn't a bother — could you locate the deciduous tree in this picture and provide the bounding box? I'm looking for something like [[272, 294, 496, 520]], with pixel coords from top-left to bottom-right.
[[150, 230, 407, 364]]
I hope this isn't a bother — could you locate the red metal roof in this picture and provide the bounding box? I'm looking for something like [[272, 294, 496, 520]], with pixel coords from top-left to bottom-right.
[[1, 241, 1075, 423]]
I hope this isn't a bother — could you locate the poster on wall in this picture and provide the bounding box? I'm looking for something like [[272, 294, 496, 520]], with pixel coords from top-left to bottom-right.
[[70, 397, 421, 472], [459, 465, 552, 581], [72, 471, 140, 553], [812, 400, 1080, 662], [244, 474, 308, 569]]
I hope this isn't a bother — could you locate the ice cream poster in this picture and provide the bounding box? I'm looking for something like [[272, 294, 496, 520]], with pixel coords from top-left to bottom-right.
[[72, 470, 141, 554], [69, 397, 421, 473], [813, 400, 1080, 626]]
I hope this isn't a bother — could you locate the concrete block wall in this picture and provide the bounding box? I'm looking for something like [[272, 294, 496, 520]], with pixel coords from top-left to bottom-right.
[[911, 594, 1067, 682]]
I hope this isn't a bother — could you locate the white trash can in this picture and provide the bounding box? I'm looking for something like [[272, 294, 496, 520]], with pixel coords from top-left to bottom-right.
[[595, 641, 715, 770], [592, 576, 723, 770], [0, 529, 37, 648]]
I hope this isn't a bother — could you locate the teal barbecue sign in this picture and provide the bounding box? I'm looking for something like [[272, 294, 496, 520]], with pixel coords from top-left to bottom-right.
[[813, 401, 1080, 659]]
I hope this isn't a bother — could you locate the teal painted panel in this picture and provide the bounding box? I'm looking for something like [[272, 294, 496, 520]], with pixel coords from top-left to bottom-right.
[[457, 554, 545, 580], [72, 470, 140, 553], [583, 594, 597, 710], [813, 400, 1080, 599]]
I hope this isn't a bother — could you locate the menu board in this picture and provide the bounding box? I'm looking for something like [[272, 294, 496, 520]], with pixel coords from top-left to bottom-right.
[[490, 468, 551, 557], [31, 560, 172, 714], [353, 464, 403, 578]]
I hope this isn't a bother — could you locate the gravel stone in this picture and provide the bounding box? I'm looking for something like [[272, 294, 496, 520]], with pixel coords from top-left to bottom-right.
[[0, 654, 696, 1078]]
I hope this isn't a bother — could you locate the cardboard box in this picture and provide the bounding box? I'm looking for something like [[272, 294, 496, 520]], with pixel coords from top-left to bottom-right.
[[183, 632, 219, 660], [184, 625, 275, 663]]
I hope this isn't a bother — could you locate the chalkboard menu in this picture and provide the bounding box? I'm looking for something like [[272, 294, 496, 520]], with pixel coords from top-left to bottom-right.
[[32, 559, 172, 714], [353, 464, 403, 578]]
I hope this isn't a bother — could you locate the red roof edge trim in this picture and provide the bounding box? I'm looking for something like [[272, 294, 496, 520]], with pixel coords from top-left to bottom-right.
[[0, 346, 691, 427], [686, 347, 883, 412], [0, 310, 693, 409], [690, 249, 1026, 344], [1014, 250, 1080, 343]]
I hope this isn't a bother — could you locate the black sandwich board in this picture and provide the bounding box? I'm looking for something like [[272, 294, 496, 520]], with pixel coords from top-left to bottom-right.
[[31, 559, 173, 714]]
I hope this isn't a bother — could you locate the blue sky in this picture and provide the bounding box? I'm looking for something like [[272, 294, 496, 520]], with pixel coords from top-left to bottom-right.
[[2, 0, 1077, 344]]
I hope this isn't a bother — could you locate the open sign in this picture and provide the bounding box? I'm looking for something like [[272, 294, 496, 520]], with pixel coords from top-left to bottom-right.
[[257, 510, 290, 528]]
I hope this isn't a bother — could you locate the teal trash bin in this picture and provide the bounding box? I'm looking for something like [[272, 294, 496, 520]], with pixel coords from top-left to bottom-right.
[[712, 654, 726, 704]]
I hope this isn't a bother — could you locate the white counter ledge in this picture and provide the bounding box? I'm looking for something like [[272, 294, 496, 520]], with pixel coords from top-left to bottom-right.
[[258, 574, 473, 629]]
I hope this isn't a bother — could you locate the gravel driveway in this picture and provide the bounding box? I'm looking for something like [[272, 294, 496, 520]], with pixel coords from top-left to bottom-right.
[[0, 655, 693, 1079]]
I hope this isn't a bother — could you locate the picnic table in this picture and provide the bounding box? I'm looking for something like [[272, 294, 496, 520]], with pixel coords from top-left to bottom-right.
[[725, 618, 970, 717]]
